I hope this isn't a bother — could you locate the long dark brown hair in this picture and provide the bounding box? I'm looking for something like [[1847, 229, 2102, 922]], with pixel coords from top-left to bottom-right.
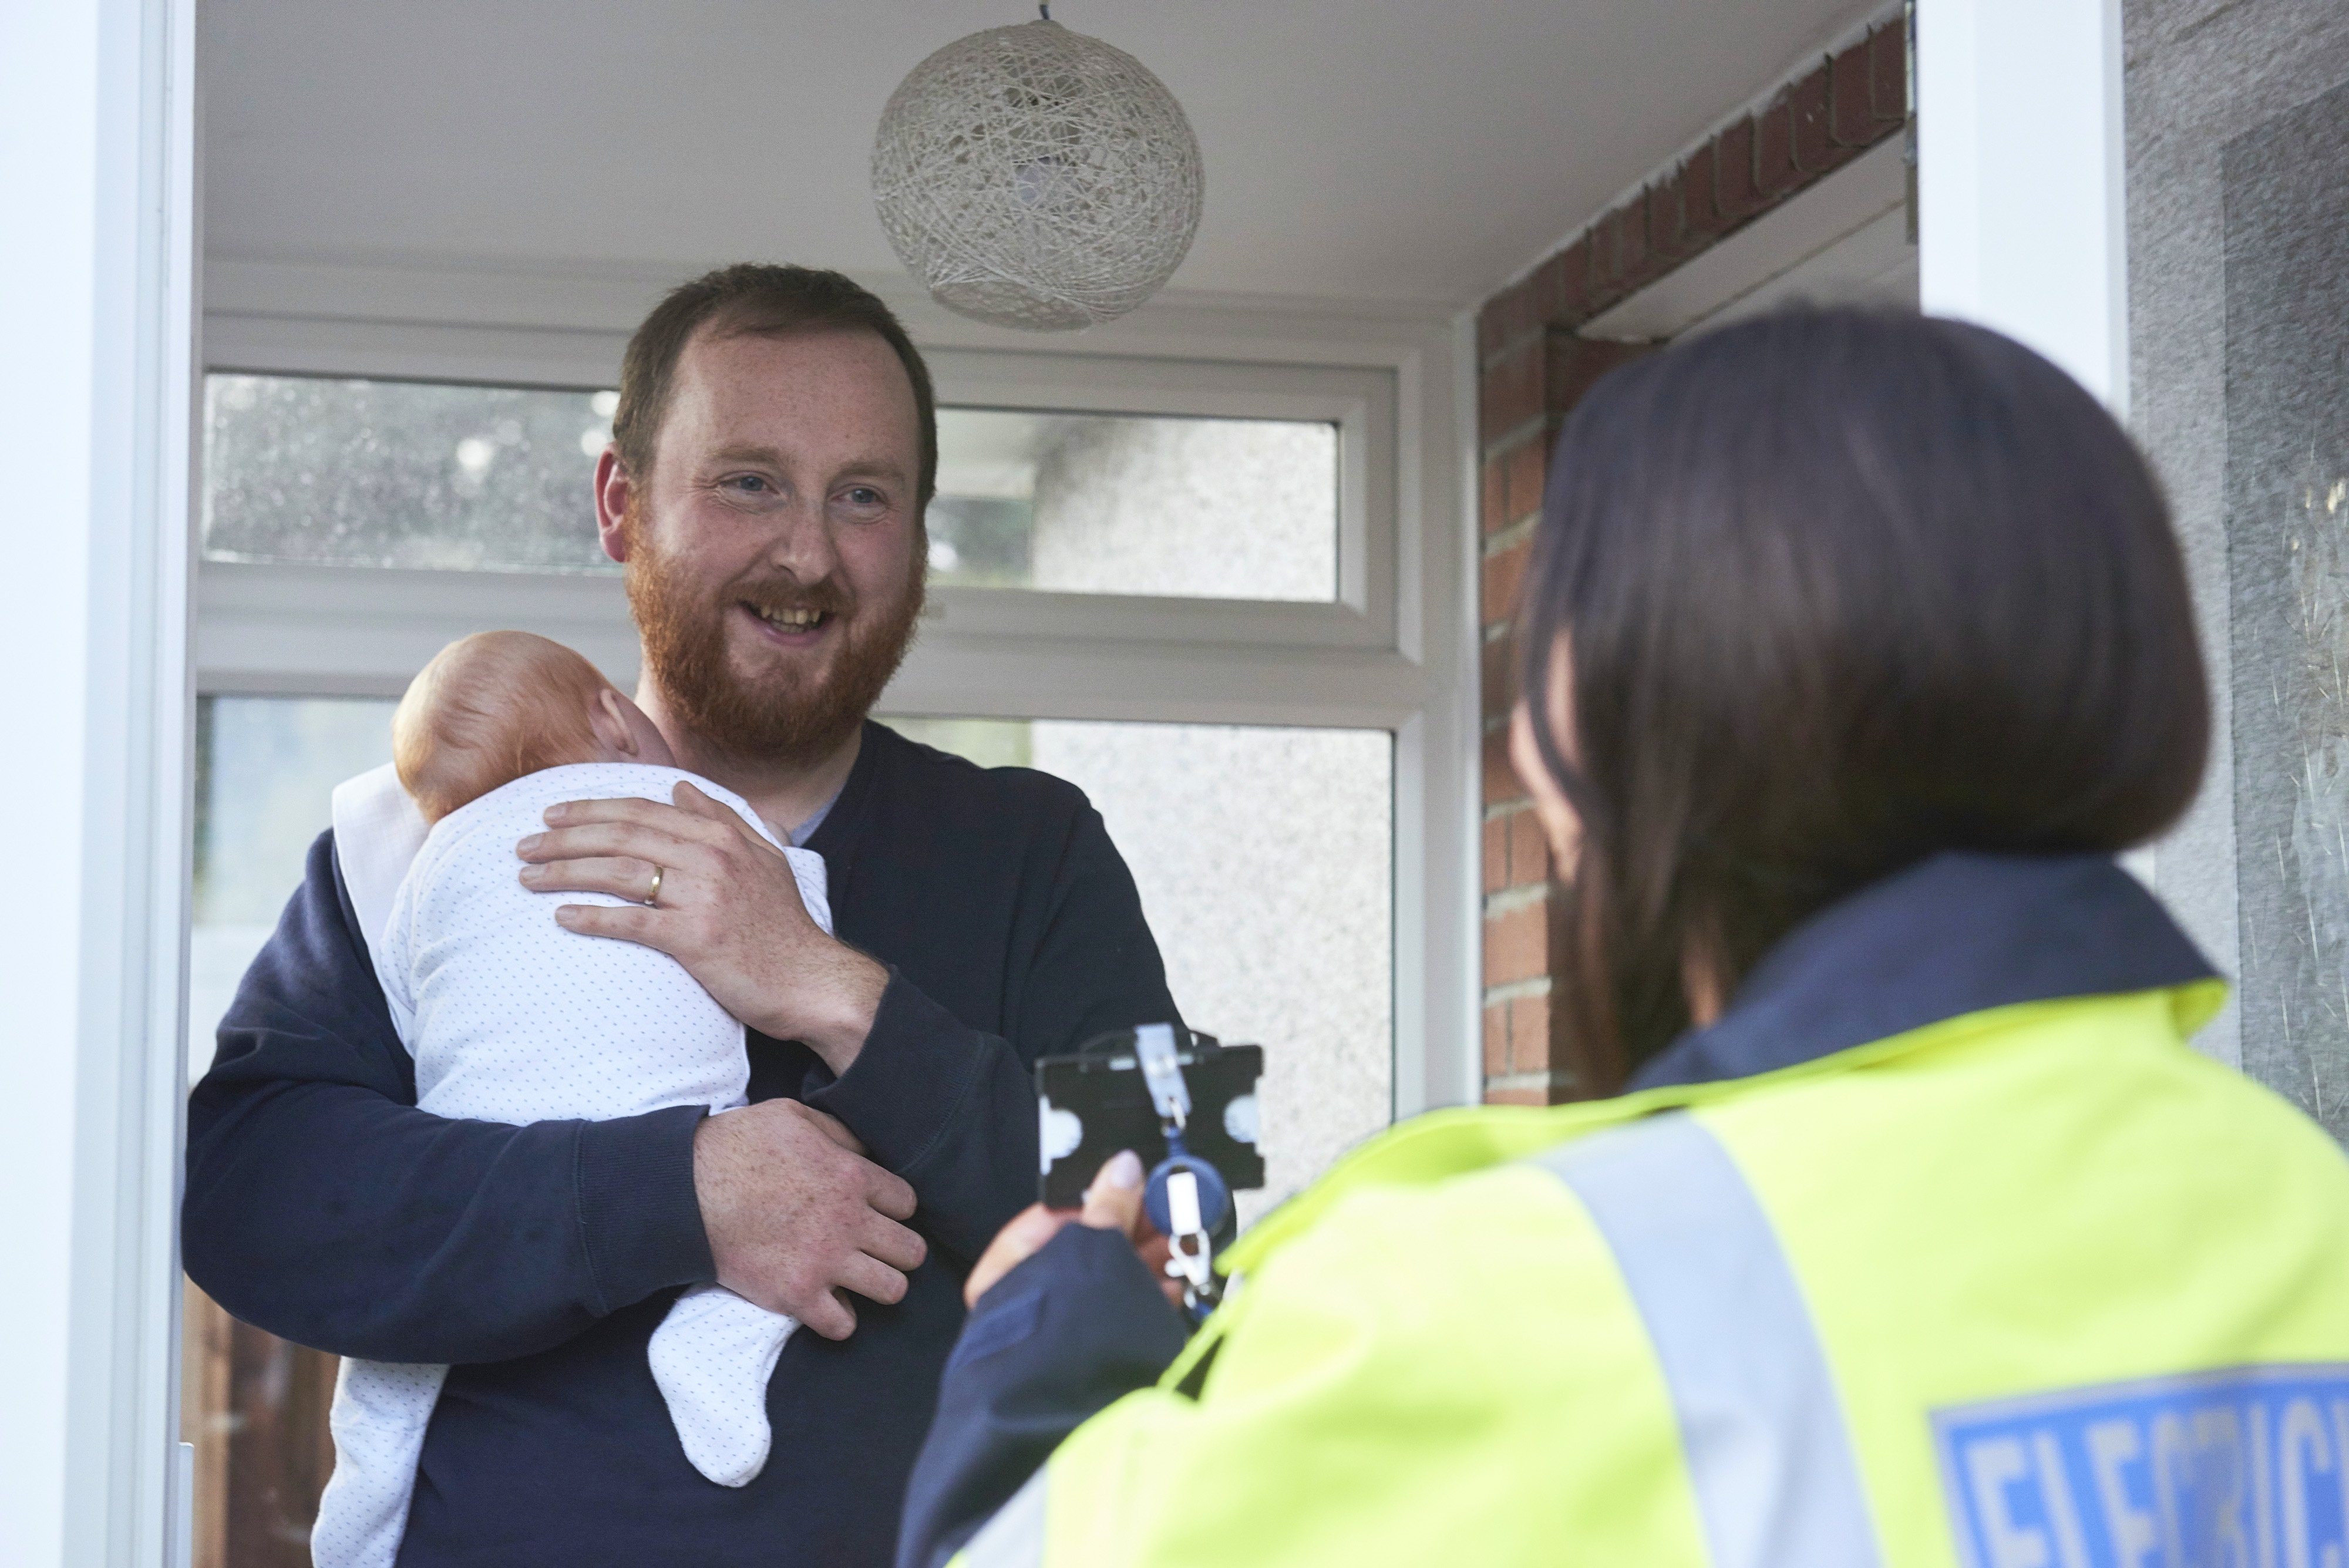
[[1518, 309, 2209, 1092]]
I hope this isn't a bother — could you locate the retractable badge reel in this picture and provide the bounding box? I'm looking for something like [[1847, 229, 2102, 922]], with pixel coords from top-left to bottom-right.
[[1132, 1024, 1231, 1318], [1036, 1022, 1261, 1325]]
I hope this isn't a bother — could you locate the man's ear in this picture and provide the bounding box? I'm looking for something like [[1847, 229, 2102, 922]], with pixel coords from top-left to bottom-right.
[[588, 687, 638, 756], [595, 446, 633, 564]]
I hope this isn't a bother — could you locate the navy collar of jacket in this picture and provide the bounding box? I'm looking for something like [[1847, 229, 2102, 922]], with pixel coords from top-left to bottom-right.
[[1626, 851, 2219, 1094]]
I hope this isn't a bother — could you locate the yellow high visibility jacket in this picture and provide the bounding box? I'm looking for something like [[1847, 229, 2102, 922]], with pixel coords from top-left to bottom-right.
[[925, 855, 2349, 1568]]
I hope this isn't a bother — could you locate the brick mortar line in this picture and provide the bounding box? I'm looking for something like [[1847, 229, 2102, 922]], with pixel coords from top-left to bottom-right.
[[1483, 886, 1550, 918], [1482, 1069, 1577, 1092], [1479, 314, 1663, 374], [1481, 321, 1650, 375], [1483, 882, 1550, 918], [1481, 323, 1552, 368], [1480, 415, 1554, 463], [1482, 516, 1537, 557], [1481, 975, 1552, 1007]]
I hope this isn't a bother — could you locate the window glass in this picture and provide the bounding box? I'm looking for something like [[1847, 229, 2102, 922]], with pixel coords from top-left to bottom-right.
[[201, 375, 1341, 601], [191, 696, 396, 1084], [203, 375, 617, 573], [930, 410, 1339, 601], [884, 715, 1394, 1220]]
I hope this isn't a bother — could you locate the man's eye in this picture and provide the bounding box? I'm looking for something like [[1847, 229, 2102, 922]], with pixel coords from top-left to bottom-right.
[[840, 486, 889, 511], [728, 475, 772, 493]]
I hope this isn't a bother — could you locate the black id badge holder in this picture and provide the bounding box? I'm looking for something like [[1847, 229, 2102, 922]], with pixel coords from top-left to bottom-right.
[[1035, 1024, 1264, 1321]]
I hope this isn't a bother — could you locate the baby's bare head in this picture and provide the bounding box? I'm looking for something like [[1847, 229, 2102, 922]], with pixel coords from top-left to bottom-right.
[[393, 631, 670, 821]]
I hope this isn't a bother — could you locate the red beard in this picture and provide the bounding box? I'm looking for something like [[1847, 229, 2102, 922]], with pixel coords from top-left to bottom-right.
[[622, 508, 924, 768]]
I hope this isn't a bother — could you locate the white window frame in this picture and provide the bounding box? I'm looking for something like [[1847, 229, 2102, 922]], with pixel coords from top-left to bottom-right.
[[198, 257, 1482, 1128], [4, 0, 198, 1561]]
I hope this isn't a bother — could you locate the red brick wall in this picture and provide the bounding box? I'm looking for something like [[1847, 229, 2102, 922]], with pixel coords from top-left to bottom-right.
[[1474, 16, 1907, 1106]]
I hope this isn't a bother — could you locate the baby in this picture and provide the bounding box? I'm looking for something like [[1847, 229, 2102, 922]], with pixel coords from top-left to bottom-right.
[[311, 631, 827, 1568]]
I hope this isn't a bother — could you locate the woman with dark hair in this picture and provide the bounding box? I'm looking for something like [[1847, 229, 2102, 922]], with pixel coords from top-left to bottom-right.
[[898, 310, 2349, 1568]]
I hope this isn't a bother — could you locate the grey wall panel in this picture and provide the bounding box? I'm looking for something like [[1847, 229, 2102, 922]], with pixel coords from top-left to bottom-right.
[[2125, 0, 2349, 1114], [2223, 76, 2349, 1140]]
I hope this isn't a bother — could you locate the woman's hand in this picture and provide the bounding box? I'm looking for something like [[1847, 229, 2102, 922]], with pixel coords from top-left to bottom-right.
[[514, 780, 886, 1074], [964, 1150, 1180, 1310]]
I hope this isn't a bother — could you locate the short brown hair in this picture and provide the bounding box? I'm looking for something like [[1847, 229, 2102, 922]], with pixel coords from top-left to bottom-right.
[[611, 264, 938, 503], [1518, 308, 2209, 1090], [393, 631, 615, 822]]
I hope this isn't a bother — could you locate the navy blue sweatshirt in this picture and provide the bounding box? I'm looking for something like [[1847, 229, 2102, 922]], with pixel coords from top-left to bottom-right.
[[183, 721, 1180, 1567]]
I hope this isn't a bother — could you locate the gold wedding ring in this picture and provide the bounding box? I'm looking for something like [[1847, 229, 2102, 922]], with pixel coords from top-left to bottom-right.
[[644, 865, 665, 907]]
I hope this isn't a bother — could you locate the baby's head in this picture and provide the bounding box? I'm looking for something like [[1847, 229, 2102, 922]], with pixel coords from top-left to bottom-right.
[[393, 631, 674, 822]]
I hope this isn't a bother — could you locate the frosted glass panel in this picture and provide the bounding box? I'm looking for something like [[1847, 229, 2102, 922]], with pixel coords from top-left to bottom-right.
[[191, 696, 396, 1082], [886, 715, 1393, 1223], [203, 374, 617, 573], [931, 410, 1338, 601]]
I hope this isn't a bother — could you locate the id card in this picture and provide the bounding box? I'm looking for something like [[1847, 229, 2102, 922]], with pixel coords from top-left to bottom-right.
[[1035, 1027, 1264, 1210]]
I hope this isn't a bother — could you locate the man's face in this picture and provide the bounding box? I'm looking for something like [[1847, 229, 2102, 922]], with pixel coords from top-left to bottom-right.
[[601, 326, 926, 765]]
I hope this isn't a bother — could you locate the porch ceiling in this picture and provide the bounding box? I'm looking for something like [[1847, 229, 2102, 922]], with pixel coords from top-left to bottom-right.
[[203, 0, 1882, 312]]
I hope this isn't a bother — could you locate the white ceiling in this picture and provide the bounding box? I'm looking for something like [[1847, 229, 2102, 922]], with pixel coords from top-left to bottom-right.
[[202, 0, 1885, 313]]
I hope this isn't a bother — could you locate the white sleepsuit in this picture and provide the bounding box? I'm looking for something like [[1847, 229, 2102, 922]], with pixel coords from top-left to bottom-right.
[[308, 762, 830, 1568]]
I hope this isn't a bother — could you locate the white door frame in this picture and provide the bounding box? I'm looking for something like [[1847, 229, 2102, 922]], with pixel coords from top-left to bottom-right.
[[0, 0, 200, 1563], [1916, 0, 2129, 411]]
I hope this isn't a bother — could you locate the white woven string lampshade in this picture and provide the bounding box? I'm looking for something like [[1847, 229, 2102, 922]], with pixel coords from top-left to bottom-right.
[[871, 17, 1204, 331]]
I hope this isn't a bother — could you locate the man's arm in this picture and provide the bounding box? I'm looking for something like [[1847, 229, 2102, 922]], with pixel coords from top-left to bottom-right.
[[527, 785, 1178, 1275], [183, 832, 715, 1363]]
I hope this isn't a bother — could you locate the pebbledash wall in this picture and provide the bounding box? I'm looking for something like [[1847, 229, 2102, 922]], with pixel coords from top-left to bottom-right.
[[1473, 13, 1909, 1105], [2126, 0, 2349, 1141]]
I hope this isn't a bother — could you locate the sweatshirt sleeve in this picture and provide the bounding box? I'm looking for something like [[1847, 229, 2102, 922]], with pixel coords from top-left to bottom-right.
[[181, 831, 716, 1364], [807, 798, 1180, 1268], [895, 1225, 1187, 1568]]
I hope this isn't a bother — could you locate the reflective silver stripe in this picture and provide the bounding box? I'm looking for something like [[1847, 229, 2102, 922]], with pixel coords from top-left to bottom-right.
[[958, 1468, 1048, 1568], [1533, 1113, 1885, 1568]]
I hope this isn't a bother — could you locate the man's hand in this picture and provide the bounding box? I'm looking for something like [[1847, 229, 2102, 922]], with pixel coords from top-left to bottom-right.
[[694, 1099, 926, 1340], [516, 782, 887, 1073], [963, 1150, 1179, 1311]]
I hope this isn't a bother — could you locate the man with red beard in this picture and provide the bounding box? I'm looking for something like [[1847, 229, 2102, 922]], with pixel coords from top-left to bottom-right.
[[183, 266, 1182, 1566]]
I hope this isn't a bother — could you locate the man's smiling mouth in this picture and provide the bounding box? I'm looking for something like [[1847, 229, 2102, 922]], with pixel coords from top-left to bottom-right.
[[749, 603, 832, 633]]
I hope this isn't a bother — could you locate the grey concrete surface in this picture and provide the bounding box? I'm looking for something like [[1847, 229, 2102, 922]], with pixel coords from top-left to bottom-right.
[[2221, 74, 2349, 1138], [2125, 0, 2349, 1105]]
